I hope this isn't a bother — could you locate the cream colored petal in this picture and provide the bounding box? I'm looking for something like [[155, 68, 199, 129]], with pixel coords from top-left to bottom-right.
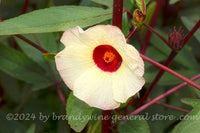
[[73, 66, 120, 110], [79, 25, 126, 48], [125, 44, 144, 76], [55, 45, 95, 90], [112, 63, 145, 103], [60, 26, 85, 47], [114, 44, 144, 77]]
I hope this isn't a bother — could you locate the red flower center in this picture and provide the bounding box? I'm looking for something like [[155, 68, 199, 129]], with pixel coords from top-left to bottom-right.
[[93, 45, 122, 72]]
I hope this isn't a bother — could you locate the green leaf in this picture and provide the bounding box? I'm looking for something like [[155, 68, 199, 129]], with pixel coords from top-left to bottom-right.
[[66, 92, 94, 132], [136, 0, 145, 13], [0, 110, 26, 133], [0, 6, 112, 35], [25, 124, 35, 133], [179, 6, 200, 22], [91, 0, 113, 8], [14, 34, 51, 70], [144, 1, 156, 24], [14, 34, 59, 90], [189, 79, 200, 98], [88, 119, 101, 133], [42, 53, 57, 61], [0, 72, 20, 103], [136, 0, 150, 14], [181, 16, 200, 42], [122, 13, 129, 37], [31, 81, 54, 91], [169, 0, 179, 4], [119, 97, 132, 109], [172, 99, 200, 133], [118, 115, 150, 133], [0, 44, 51, 84], [14, 33, 59, 72]]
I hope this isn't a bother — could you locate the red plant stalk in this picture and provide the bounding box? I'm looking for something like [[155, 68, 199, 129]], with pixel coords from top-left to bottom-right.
[[137, 51, 177, 107], [128, 74, 200, 116], [15, 35, 49, 53], [140, 54, 200, 90], [143, 23, 170, 47], [14, 35, 67, 106], [102, 110, 112, 133], [183, 20, 200, 45], [126, 27, 137, 41], [21, 0, 29, 14], [55, 81, 66, 107], [138, 20, 200, 106], [140, 0, 163, 54], [112, 0, 123, 29], [102, 0, 123, 132], [142, 0, 146, 15], [155, 101, 190, 113]]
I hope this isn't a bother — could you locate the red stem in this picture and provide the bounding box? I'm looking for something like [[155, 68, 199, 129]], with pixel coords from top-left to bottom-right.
[[46, 60, 66, 107], [112, 0, 123, 29], [128, 74, 200, 116], [140, 54, 200, 90], [21, 0, 29, 14], [15, 35, 49, 53], [155, 101, 190, 113], [142, 0, 146, 15], [137, 51, 177, 107], [143, 23, 170, 47], [126, 27, 137, 41], [141, 0, 163, 54], [124, 9, 133, 18], [138, 20, 200, 106], [15, 35, 66, 107], [102, 0, 124, 132], [183, 20, 200, 45], [55, 81, 66, 107], [102, 110, 112, 133]]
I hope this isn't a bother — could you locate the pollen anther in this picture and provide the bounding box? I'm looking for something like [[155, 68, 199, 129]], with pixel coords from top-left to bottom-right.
[[103, 51, 116, 63]]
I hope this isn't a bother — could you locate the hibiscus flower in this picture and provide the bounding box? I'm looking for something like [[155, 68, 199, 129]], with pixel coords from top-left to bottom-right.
[[55, 25, 145, 110]]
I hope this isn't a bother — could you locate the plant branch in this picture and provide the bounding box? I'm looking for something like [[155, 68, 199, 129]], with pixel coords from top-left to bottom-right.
[[183, 20, 200, 45], [137, 51, 177, 107], [142, 0, 146, 15], [155, 101, 190, 113], [124, 9, 133, 18], [46, 61, 66, 107], [21, 0, 29, 14], [102, 110, 112, 133], [101, 0, 124, 132], [140, 0, 163, 54], [15, 35, 49, 53], [128, 74, 200, 116], [140, 54, 200, 90], [112, 0, 123, 29], [126, 27, 137, 41], [15, 35, 66, 107], [143, 23, 170, 47], [55, 81, 66, 107]]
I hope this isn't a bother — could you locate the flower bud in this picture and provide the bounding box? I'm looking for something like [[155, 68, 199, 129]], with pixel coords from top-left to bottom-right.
[[133, 9, 146, 28], [168, 26, 184, 52]]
